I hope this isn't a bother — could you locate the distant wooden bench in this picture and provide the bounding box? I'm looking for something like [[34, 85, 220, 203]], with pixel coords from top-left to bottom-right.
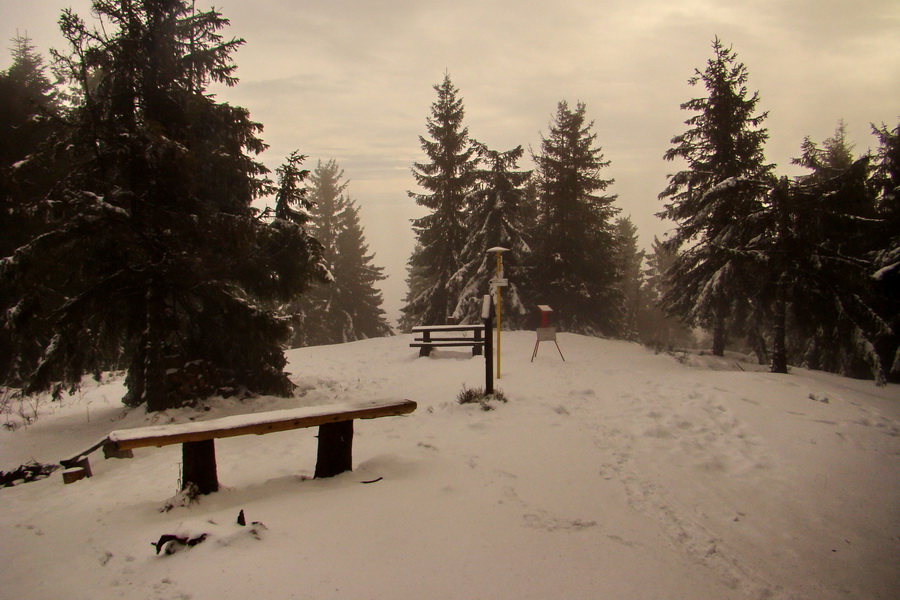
[[410, 324, 485, 357], [60, 399, 416, 494]]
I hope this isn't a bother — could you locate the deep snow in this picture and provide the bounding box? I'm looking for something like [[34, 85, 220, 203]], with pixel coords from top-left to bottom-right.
[[1, 332, 898, 599]]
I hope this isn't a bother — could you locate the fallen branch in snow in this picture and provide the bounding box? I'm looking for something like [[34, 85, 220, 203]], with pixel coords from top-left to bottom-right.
[[0, 461, 59, 487], [153, 511, 268, 555], [153, 532, 209, 555]]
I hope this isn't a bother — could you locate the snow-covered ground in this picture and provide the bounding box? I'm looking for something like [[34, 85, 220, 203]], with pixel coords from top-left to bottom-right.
[[1, 332, 898, 599]]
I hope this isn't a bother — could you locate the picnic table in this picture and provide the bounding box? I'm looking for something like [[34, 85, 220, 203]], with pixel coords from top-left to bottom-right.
[[410, 324, 486, 357]]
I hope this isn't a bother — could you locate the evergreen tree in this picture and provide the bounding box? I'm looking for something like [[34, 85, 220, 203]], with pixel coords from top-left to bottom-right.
[[293, 159, 390, 345], [0, 36, 64, 385], [531, 100, 621, 335], [450, 143, 532, 325], [613, 216, 645, 341], [658, 37, 774, 356], [0, 1, 327, 410], [0, 35, 60, 172], [638, 237, 696, 350], [272, 150, 314, 226], [331, 199, 392, 340], [762, 125, 890, 380], [870, 121, 900, 380], [402, 73, 478, 327]]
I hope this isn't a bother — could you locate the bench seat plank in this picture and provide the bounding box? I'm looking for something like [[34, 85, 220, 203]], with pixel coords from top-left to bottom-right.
[[411, 325, 484, 332], [410, 341, 485, 347], [106, 398, 416, 451], [413, 337, 485, 343]]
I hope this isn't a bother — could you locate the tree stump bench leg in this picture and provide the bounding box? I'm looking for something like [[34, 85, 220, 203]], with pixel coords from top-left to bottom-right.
[[182, 439, 219, 495], [315, 420, 354, 478], [103, 444, 134, 460], [63, 467, 88, 484]]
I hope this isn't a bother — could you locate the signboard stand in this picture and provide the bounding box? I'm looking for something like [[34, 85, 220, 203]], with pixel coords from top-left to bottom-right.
[[531, 305, 565, 362]]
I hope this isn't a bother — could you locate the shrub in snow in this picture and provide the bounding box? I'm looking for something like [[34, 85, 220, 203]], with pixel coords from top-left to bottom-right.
[[457, 385, 508, 411]]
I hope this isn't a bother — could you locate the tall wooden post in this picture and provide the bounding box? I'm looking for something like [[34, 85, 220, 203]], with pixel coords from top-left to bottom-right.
[[487, 247, 509, 380], [482, 294, 494, 395], [495, 251, 503, 379]]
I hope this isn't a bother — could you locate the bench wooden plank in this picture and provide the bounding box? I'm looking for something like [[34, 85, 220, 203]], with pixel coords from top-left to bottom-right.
[[410, 341, 485, 347], [412, 324, 484, 332], [413, 337, 485, 343], [59, 435, 111, 468], [106, 399, 416, 451]]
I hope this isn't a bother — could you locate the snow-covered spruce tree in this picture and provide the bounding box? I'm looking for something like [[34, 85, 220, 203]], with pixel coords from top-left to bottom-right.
[[0, 36, 60, 177], [331, 198, 393, 339], [401, 73, 478, 328], [613, 216, 645, 342], [658, 37, 774, 356], [0, 1, 327, 411], [530, 100, 622, 336], [870, 122, 900, 380], [450, 143, 532, 326], [291, 159, 390, 345], [765, 125, 890, 380], [638, 237, 696, 350], [0, 36, 63, 385], [269, 150, 329, 347]]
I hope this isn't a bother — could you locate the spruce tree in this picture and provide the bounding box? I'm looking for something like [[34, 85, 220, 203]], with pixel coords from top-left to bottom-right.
[[0, 36, 60, 172], [331, 200, 392, 340], [531, 100, 622, 335], [293, 159, 390, 345], [764, 125, 889, 380], [450, 143, 532, 325], [0, 1, 327, 410], [658, 37, 773, 356], [402, 73, 478, 327], [870, 121, 900, 380], [0, 36, 63, 385], [638, 237, 696, 350], [613, 217, 645, 341]]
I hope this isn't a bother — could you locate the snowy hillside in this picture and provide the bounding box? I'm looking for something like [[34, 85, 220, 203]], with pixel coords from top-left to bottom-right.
[[1, 332, 898, 599]]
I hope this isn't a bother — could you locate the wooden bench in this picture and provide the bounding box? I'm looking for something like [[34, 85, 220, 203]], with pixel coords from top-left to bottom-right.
[[61, 399, 416, 494], [410, 324, 485, 357]]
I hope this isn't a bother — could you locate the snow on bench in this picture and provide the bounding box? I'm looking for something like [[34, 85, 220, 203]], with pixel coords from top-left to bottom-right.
[[410, 324, 486, 357], [62, 399, 417, 494]]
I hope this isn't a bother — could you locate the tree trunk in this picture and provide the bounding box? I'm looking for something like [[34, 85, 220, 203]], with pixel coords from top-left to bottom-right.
[[710, 291, 729, 357], [711, 313, 727, 357], [182, 439, 219, 495], [144, 284, 169, 412], [770, 277, 788, 374], [314, 420, 353, 478]]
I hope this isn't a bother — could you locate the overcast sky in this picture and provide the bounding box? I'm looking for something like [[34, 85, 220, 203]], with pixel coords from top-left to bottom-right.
[[3, 0, 899, 323]]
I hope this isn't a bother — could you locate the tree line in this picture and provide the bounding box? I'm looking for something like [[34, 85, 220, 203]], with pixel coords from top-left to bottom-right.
[[0, 1, 390, 412], [403, 41, 898, 383], [401, 74, 625, 337]]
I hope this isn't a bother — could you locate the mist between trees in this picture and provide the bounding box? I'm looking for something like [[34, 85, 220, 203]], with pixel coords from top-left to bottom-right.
[[1, 2, 897, 416]]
